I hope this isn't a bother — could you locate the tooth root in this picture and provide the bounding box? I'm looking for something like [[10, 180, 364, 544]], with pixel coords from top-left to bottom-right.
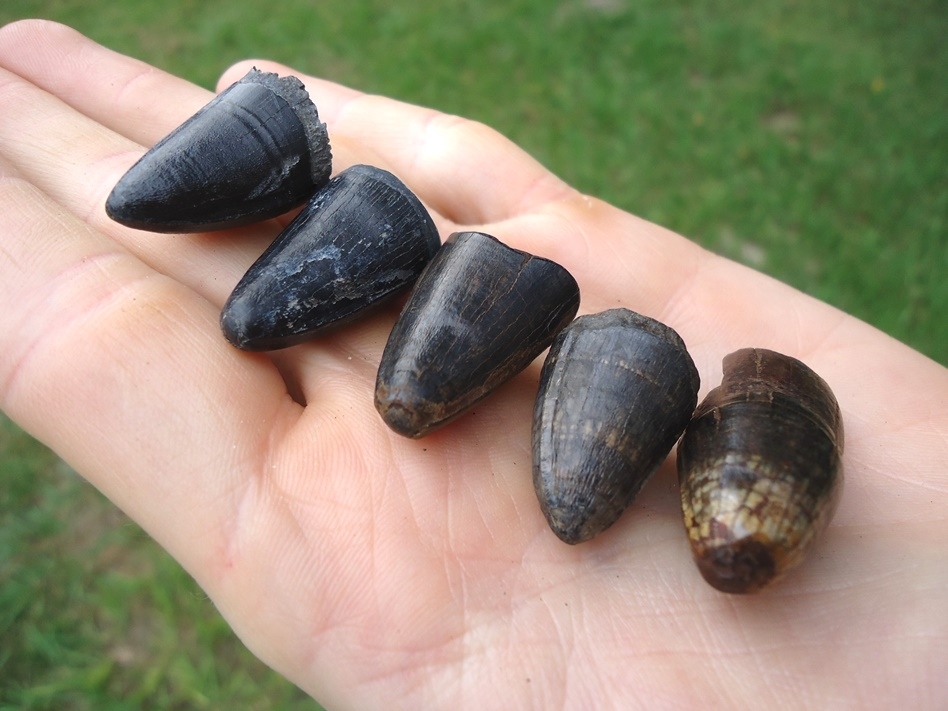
[[221, 165, 440, 351], [532, 309, 700, 544], [106, 68, 332, 233], [375, 231, 581, 439]]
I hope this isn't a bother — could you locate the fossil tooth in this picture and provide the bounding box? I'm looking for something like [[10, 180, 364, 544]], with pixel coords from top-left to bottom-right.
[[678, 348, 844, 594], [375, 231, 580, 438], [532, 309, 700, 544], [105, 68, 332, 232], [220, 164, 440, 351]]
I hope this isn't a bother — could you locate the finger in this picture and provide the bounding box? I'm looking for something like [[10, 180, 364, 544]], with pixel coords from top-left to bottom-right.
[[220, 59, 578, 226], [0, 19, 455, 229], [0, 20, 366, 174], [0, 19, 212, 149], [0, 62, 262, 298], [0, 155, 300, 578], [0, 53, 450, 321], [0, 23, 285, 304], [0, 155, 361, 690]]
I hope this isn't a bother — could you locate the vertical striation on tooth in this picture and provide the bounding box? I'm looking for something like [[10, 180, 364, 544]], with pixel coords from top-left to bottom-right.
[[532, 309, 700, 544], [677, 348, 844, 594], [105, 68, 332, 232], [375, 231, 580, 439], [220, 165, 440, 351]]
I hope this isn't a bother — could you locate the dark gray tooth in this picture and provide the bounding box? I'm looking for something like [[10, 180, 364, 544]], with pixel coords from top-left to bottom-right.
[[106, 68, 331, 232], [375, 231, 581, 439], [678, 348, 844, 594], [221, 164, 440, 351], [533, 309, 700, 544]]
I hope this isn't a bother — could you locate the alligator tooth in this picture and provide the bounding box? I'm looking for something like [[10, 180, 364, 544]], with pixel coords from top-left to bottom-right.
[[678, 348, 844, 593], [533, 309, 700, 544], [221, 165, 440, 351], [106, 68, 331, 232], [375, 231, 580, 438]]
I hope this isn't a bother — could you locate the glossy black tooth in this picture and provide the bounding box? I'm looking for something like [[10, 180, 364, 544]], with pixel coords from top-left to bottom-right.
[[678, 348, 844, 594], [220, 165, 440, 351], [375, 231, 580, 439], [532, 309, 700, 544], [105, 68, 332, 232]]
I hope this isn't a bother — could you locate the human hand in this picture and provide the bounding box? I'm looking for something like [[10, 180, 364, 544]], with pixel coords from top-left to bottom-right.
[[0, 20, 944, 709]]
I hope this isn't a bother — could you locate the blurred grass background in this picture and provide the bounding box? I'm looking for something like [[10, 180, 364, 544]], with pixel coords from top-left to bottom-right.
[[0, 0, 945, 708]]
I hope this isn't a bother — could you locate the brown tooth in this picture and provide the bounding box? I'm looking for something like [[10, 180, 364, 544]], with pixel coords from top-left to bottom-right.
[[375, 231, 580, 439], [678, 348, 844, 594], [532, 309, 699, 544]]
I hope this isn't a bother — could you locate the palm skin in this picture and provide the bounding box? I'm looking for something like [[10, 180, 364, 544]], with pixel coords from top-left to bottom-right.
[[0, 20, 945, 710]]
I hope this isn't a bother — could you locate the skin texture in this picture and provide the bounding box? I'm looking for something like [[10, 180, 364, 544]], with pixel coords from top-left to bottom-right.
[[0, 20, 946, 710]]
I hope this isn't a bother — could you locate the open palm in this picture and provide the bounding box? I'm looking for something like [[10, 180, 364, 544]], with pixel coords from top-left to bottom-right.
[[1, 21, 945, 710]]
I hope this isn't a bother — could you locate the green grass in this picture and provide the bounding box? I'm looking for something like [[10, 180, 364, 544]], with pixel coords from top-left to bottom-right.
[[0, 1, 945, 708], [0, 417, 315, 710]]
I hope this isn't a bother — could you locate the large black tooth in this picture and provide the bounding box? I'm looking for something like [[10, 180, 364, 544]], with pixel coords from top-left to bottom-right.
[[221, 165, 440, 351], [105, 68, 332, 232], [375, 231, 581, 439], [532, 309, 700, 544]]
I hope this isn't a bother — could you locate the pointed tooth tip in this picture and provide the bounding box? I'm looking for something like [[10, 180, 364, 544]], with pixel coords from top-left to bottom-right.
[[220, 303, 293, 351], [543, 505, 597, 545], [693, 537, 778, 594], [220, 317, 250, 351], [220, 302, 260, 351], [103, 189, 127, 222], [104, 180, 174, 232], [375, 393, 431, 439], [375, 379, 454, 438]]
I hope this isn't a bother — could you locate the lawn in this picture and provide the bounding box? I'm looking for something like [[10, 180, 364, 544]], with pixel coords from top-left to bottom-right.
[[1, 1, 945, 708]]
